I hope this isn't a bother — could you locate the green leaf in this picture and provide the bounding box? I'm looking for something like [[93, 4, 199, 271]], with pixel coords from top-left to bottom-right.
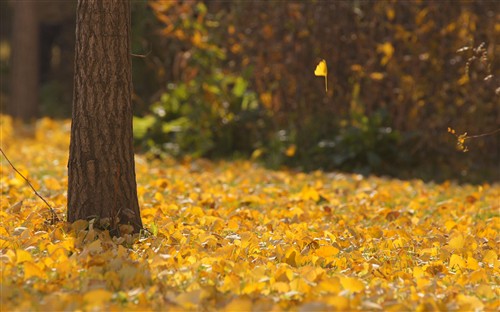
[[232, 77, 248, 97]]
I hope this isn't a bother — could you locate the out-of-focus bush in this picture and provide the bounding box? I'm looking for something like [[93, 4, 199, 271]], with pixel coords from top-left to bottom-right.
[[299, 109, 404, 176], [134, 0, 498, 182], [134, 2, 269, 158]]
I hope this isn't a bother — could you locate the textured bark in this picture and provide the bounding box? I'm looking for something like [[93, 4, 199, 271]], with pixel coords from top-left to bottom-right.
[[9, 0, 39, 121], [68, 0, 142, 233]]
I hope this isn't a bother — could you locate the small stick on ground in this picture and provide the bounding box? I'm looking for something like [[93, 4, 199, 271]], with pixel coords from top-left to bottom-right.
[[0, 147, 60, 223]]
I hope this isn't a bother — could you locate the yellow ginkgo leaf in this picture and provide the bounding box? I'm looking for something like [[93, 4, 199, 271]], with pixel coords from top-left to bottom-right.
[[448, 234, 464, 249], [315, 245, 339, 258], [83, 289, 113, 306], [223, 298, 253, 312], [24, 261, 46, 280], [314, 59, 328, 92], [340, 276, 365, 292], [457, 294, 484, 311], [285, 144, 296, 157], [449, 254, 466, 270], [16, 249, 33, 264]]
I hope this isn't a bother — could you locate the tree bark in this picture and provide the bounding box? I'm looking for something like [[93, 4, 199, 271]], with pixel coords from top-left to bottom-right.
[[9, 0, 39, 121], [68, 0, 143, 234]]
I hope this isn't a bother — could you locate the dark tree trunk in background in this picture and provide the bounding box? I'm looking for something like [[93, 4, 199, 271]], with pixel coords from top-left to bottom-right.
[[68, 0, 143, 234], [9, 0, 39, 121]]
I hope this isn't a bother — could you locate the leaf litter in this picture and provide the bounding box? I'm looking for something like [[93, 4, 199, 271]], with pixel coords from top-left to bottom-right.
[[0, 116, 498, 311]]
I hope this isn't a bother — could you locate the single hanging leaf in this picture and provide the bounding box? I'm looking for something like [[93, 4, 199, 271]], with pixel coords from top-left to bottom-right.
[[314, 59, 328, 92]]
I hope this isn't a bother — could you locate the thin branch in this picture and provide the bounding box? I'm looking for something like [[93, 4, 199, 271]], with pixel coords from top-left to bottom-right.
[[0, 147, 59, 223], [466, 128, 500, 139], [131, 52, 151, 58], [131, 44, 152, 58]]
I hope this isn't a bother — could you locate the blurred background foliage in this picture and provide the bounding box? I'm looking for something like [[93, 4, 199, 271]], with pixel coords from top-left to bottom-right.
[[1, 0, 498, 182]]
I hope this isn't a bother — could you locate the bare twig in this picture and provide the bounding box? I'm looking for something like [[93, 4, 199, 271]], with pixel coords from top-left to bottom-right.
[[131, 52, 151, 58], [466, 128, 500, 139], [0, 147, 60, 223], [131, 44, 152, 58]]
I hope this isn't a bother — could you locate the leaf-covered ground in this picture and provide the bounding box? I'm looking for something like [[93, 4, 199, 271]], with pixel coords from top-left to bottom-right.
[[1, 117, 499, 311]]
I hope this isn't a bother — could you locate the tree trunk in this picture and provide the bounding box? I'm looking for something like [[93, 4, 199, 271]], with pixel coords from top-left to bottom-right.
[[68, 0, 143, 234], [9, 0, 39, 121]]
